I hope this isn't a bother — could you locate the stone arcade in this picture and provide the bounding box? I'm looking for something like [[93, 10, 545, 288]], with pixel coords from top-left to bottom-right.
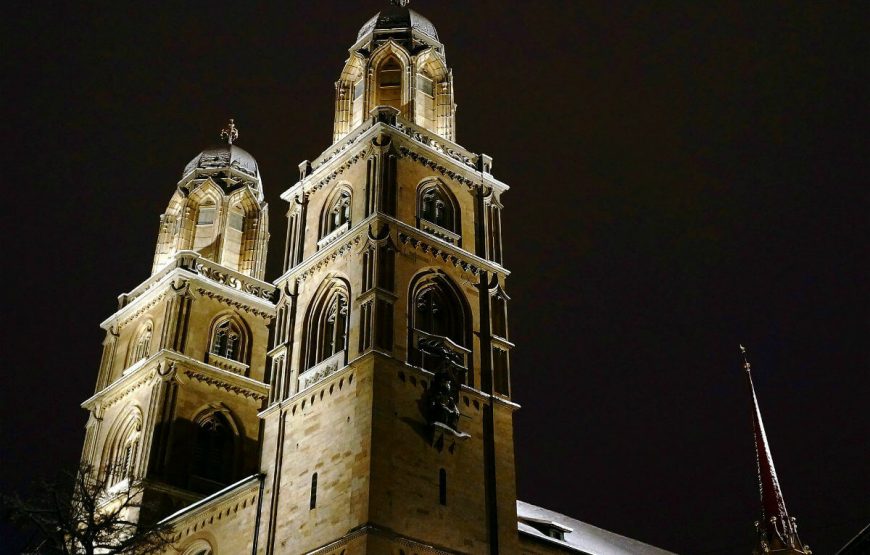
[[78, 3, 681, 554]]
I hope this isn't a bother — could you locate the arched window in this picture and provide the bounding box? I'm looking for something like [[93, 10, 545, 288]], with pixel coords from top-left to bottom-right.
[[193, 202, 217, 252], [210, 317, 246, 362], [182, 539, 214, 555], [128, 322, 152, 366], [222, 204, 246, 271], [377, 56, 403, 111], [409, 273, 469, 374], [320, 187, 352, 241], [304, 283, 350, 369], [104, 408, 142, 487], [417, 182, 460, 244], [415, 68, 435, 130], [190, 411, 235, 490]]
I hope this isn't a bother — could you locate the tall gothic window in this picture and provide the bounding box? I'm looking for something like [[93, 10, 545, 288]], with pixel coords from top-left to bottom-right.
[[105, 409, 142, 487], [190, 411, 235, 490], [193, 202, 217, 251], [305, 285, 350, 369], [210, 318, 246, 362], [320, 187, 352, 244], [377, 57, 403, 110], [129, 322, 152, 366], [409, 274, 468, 374], [417, 182, 460, 244]]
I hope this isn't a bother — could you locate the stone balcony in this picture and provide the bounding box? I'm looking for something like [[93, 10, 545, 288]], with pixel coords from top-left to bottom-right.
[[418, 219, 461, 246], [119, 251, 278, 309], [206, 352, 250, 377], [298, 350, 346, 392]]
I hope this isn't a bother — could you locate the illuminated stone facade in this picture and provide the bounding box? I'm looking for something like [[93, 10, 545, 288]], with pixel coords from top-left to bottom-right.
[[78, 3, 674, 554]]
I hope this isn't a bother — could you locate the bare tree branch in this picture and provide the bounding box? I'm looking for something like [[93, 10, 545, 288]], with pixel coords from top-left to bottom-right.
[[2, 463, 174, 555]]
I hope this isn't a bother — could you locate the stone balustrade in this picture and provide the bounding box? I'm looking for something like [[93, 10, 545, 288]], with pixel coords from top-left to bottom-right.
[[298, 351, 346, 391]]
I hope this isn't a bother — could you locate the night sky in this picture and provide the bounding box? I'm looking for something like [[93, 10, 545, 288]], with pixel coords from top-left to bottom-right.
[[2, 1, 867, 553]]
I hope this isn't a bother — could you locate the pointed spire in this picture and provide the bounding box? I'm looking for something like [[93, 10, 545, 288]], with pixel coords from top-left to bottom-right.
[[220, 118, 239, 145], [740, 345, 811, 554]]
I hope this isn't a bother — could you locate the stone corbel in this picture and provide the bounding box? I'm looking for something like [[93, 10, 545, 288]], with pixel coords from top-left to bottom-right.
[[156, 361, 178, 382]]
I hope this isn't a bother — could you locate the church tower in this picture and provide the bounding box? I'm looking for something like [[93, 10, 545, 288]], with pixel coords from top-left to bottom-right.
[[80, 122, 276, 520], [740, 347, 812, 555], [257, 1, 517, 553]]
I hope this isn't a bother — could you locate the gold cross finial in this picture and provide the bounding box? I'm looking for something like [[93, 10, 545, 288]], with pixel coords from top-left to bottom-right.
[[220, 118, 239, 145]]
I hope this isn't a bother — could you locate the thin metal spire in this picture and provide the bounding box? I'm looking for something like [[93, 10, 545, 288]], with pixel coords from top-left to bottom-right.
[[220, 118, 239, 145], [741, 345, 810, 554]]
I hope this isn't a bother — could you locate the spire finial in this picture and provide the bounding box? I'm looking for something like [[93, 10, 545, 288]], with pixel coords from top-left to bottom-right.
[[741, 345, 811, 554], [220, 118, 239, 145], [740, 344, 752, 372]]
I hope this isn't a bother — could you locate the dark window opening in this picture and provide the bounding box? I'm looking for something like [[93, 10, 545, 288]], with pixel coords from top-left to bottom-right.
[[191, 413, 234, 489], [439, 468, 447, 506], [310, 472, 318, 510]]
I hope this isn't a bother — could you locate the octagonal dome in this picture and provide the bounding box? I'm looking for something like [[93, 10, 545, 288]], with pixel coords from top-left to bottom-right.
[[357, 5, 439, 41], [183, 144, 260, 181]]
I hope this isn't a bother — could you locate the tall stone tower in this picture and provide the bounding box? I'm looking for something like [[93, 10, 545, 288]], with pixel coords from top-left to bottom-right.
[[80, 122, 276, 519], [741, 347, 812, 555], [257, 2, 517, 553]]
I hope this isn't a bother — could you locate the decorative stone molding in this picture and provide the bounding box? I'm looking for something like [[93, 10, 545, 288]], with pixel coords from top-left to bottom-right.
[[195, 288, 274, 319], [298, 351, 346, 391], [419, 219, 461, 245], [307, 147, 372, 195], [395, 120, 478, 170], [295, 232, 364, 283], [97, 368, 158, 410], [117, 291, 169, 330], [398, 231, 481, 276], [397, 146, 477, 188], [317, 221, 350, 250], [312, 119, 376, 171], [192, 256, 277, 301], [185, 370, 267, 402], [205, 353, 250, 376]]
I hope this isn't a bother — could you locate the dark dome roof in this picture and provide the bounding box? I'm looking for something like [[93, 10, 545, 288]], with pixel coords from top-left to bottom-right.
[[357, 6, 439, 41], [183, 144, 260, 180]]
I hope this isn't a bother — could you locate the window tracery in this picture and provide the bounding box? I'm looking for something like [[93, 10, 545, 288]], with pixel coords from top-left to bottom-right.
[[208, 316, 249, 368], [129, 322, 152, 366], [105, 408, 142, 487], [320, 187, 352, 246], [417, 182, 460, 245], [409, 273, 469, 375], [304, 284, 351, 369]]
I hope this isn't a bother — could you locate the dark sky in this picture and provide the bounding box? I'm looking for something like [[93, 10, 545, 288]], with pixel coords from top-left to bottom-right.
[[2, 1, 867, 553]]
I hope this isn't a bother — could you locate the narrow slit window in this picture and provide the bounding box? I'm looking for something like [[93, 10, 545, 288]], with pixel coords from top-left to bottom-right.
[[310, 472, 318, 509], [439, 468, 447, 505]]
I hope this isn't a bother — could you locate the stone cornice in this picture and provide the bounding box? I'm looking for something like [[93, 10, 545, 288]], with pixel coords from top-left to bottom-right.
[[391, 217, 510, 278], [159, 474, 261, 527], [81, 360, 158, 411], [273, 223, 367, 287], [82, 350, 269, 411], [281, 116, 508, 202], [102, 254, 277, 330], [274, 215, 508, 287], [168, 351, 269, 402]]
